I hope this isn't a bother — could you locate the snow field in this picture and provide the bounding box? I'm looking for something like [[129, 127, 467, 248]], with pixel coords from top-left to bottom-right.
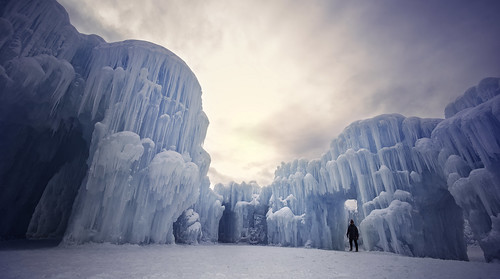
[[0, 243, 499, 279]]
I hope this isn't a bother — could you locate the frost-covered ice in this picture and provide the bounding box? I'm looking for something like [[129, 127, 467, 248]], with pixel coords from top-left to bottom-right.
[[0, 243, 499, 279], [173, 209, 202, 244], [0, 0, 213, 245], [260, 77, 500, 261]]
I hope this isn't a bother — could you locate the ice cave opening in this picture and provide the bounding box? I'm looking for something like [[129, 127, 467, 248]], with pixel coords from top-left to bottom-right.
[[0, 112, 90, 241], [218, 203, 238, 243], [344, 199, 358, 212]]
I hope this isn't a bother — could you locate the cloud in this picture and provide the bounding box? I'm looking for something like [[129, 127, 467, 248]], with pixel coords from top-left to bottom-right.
[[207, 167, 234, 186], [329, 0, 500, 118], [235, 0, 500, 181], [251, 103, 336, 160], [58, 0, 125, 42], [58, 0, 500, 187]]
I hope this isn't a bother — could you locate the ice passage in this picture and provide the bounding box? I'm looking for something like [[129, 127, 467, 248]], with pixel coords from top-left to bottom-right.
[[0, 0, 499, 262]]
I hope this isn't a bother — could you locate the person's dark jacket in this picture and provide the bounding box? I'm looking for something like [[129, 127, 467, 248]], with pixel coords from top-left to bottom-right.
[[346, 224, 359, 240]]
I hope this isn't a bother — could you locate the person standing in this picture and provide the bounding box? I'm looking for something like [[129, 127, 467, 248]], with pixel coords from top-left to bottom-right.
[[346, 219, 359, 252]]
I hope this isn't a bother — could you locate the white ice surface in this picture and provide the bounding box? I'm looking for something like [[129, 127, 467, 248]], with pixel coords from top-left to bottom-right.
[[0, 243, 498, 279]]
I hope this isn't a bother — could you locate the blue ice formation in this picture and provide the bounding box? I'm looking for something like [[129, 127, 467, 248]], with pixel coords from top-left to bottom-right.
[[0, 0, 211, 244], [262, 78, 500, 261]]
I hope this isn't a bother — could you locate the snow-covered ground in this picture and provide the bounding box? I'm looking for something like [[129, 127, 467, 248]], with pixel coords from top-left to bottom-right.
[[0, 242, 499, 279]]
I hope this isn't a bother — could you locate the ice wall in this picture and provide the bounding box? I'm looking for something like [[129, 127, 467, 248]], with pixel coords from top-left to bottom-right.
[[63, 39, 211, 244], [265, 78, 500, 261], [267, 114, 468, 260], [427, 77, 500, 261], [0, 0, 211, 244]]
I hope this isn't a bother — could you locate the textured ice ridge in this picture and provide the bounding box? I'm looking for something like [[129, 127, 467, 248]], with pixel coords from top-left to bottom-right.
[[0, 0, 213, 244]]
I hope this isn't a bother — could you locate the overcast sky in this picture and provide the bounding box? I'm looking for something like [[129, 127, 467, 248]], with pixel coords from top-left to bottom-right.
[[58, 0, 500, 186]]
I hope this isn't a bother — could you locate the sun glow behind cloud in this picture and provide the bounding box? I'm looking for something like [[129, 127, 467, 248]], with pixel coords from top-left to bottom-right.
[[59, 0, 500, 186]]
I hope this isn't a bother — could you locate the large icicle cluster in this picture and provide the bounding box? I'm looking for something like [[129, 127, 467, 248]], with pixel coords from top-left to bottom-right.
[[0, 0, 211, 244], [266, 114, 464, 258], [426, 77, 500, 261], [264, 78, 500, 262], [63, 39, 211, 244]]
